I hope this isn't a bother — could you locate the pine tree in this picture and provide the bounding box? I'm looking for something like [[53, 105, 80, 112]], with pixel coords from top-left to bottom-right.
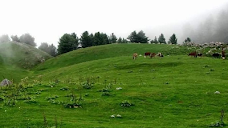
[[57, 33, 78, 54], [169, 34, 177, 44], [158, 33, 166, 44], [109, 33, 117, 43], [80, 31, 93, 48]]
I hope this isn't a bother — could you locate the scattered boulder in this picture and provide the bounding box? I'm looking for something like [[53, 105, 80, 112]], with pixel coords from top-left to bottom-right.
[[0, 79, 12, 86], [214, 91, 220, 94]]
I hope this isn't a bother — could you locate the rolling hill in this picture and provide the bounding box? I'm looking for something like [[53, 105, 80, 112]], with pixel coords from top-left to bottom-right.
[[0, 43, 228, 127]]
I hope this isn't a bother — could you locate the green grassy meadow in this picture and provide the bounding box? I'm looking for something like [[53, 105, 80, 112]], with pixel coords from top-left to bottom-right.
[[0, 43, 228, 127]]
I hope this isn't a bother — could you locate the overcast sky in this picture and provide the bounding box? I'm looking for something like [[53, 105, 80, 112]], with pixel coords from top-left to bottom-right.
[[0, 0, 228, 46]]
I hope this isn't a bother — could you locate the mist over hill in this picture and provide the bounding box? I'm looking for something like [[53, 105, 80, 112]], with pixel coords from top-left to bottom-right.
[[144, 4, 228, 44], [0, 42, 52, 68]]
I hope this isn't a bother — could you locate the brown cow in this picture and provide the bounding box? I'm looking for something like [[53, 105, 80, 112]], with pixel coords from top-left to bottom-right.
[[150, 53, 156, 58], [188, 51, 197, 57], [144, 52, 151, 58], [133, 53, 138, 60]]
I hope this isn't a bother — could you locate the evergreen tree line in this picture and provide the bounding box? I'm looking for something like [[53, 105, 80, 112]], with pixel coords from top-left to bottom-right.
[[0, 31, 192, 56], [58, 30, 184, 55]]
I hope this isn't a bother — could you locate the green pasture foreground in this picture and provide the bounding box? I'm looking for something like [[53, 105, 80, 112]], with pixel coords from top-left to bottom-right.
[[1, 55, 228, 128]]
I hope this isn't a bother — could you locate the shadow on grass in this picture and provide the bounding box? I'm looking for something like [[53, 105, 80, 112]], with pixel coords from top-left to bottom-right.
[[115, 62, 183, 70]]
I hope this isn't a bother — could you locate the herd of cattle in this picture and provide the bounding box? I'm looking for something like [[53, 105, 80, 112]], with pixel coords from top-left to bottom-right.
[[132, 49, 226, 60], [132, 52, 164, 60]]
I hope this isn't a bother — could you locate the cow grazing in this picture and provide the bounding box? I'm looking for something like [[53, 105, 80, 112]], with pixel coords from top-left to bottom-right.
[[157, 52, 164, 57], [212, 53, 220, 58], [150, 53, 156, 58], [188, 51, 197, 57], [133, 53, 138, 60], [197, 53, 203, 57], [144, 52, 151, 58]]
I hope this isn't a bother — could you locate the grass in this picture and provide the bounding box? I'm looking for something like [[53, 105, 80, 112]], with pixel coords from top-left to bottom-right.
[[0, 43, 228, 127]]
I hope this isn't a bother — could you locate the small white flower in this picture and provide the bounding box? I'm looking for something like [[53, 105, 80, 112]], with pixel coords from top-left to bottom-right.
[[51, 86, 53, 88], [214, 91, 220, 94], [110, 115, 115, 118]]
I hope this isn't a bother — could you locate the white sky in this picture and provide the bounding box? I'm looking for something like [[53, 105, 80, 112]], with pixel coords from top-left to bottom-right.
[[0, 0, 228, 46]]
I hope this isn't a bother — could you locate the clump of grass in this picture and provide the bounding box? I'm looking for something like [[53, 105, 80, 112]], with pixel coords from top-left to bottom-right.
[[120, 100, 134, 107], [82, 81, 93, 89], [102, 92, 111, 96], [64, 88, 83, 108], [99, 84, 112, 92]]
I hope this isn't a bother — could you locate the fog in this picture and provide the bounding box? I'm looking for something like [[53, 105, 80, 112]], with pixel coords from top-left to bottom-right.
[[0, 0, 228, 46], [143, 3, 228, 44]]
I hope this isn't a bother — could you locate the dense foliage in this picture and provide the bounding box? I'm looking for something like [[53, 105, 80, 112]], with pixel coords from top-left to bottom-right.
[[169, 34, 177, 44], [38, 43, 57, 56], [57, 33, 79, 54], [158, 33, 166, 44], [127, 30, 149, 43]]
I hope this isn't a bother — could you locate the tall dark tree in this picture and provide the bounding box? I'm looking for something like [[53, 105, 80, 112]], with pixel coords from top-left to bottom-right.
[[154, 36, 158, 44], [137, 30, 149, 43], [58, 33, 79, 54], [19, 33, 36, 47], [11, 35, 20, 42], [158, 33, 166, 44], [109, 33, 117, 43], [0, 35, 10, 43], [169, 34, 177, 44], [127, 31, 138, 43], [128, 30, 148, 43], [93, 32, 109, 45], [80, 31, 93, 48]]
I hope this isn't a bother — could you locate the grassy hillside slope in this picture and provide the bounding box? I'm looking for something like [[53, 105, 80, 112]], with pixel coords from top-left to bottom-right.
[[0, 42, 52, 82], [0, 43, 228, 127], [0, 42, 52, 69], [33, 43, 191, 72]]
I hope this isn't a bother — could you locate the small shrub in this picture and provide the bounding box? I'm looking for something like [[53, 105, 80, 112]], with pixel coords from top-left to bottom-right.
[[82, 82, 93, 89], [64, 103, 82, 108]]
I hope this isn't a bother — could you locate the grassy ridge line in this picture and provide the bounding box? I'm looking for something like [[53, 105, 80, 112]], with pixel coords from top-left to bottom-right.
[[33, 43, 190, 72]]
